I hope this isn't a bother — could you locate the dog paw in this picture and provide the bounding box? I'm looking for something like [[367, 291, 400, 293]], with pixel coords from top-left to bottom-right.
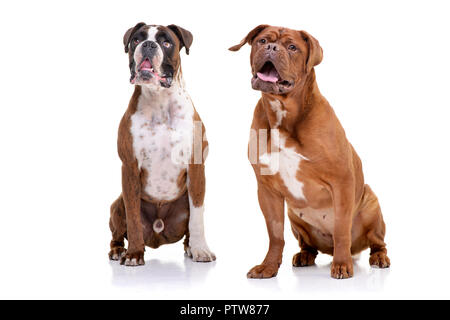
[[331, 259, 354, 279], [186, 245, 216, 262], [292, 251, 316, 267], [247, 263, 279, 279], [109, 247, 127, 261], [120, 251, 145, 266], [369, 252, 390, 268]]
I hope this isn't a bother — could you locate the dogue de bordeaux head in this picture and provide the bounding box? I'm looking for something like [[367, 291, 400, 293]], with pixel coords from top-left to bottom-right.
[[229, 25, 323, 95], [123, 22, 193, 88]]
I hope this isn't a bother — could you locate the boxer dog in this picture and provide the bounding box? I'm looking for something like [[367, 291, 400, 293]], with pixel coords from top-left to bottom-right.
[[229, 25, 390, 279], [108, 22, 215, 266]]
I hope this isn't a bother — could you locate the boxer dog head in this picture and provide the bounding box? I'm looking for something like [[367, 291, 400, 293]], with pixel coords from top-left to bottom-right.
[[123, 22, 193, 88], [229, 25, 322, 95]]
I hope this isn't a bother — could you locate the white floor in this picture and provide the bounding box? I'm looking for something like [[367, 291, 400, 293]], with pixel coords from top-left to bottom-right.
[[1, 229, 447, 300]]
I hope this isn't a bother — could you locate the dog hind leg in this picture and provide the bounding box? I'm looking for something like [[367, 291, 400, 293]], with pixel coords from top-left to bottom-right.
[[291, 227, 318, 267], [108, 195, 127, 260], [360, 185, 390, 268], [288, 209, 318, 266]]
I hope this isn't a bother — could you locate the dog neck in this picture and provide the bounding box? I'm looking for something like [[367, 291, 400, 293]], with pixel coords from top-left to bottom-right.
[[132, 67, 192, 128], [261, 69, 320, 133]]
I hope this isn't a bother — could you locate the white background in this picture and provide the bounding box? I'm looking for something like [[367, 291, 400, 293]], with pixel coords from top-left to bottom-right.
[[0, 0, 449, 299]]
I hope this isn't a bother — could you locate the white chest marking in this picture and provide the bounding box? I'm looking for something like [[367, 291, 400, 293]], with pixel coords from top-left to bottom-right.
[[269, 99, 287, 128], [259, 133, 308, 200], [130, 84, 194, 201], [292, 207, 335, 235]]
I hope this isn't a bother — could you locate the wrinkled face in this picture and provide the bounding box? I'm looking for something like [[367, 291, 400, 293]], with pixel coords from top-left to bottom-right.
[[124, 24, 186, 88], [249, 27, 309, 95]]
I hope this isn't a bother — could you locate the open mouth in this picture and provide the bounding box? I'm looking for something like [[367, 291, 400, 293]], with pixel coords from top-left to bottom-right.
[[132, 57, 172, 88], [139, 58, 155, 74], [254, 61, 293, 90], [257, 61, 280, 83]]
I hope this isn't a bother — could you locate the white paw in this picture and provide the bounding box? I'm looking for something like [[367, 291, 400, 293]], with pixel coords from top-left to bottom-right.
[[186, 243, 216, 262], [108, 248, 126, 261], [110, 251, 126, 261], [119, 252, 145, 267], [122, 257, 145, 266]]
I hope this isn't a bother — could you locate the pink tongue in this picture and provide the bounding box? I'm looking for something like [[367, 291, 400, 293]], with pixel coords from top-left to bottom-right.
[[257, 70, 279, 83], [140, 60, 152, 71]]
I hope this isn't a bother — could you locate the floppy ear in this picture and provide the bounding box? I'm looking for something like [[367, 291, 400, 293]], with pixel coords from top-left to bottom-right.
[[123, 22, 146, 53], [299, 30, 323, 71], [167, 25, 193, 55], [228, 24, 270, 51]]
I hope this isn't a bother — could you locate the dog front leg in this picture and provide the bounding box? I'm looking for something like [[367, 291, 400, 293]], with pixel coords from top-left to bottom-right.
[[330, 179, 355, 279], [120, 163, 145, 266], [186, 163, 216, 262], [247, 183, 285, 279]]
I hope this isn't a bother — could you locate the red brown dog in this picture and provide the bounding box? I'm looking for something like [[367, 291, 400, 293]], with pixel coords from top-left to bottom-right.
[[230, 25, 390, 279], [109, 23, 215, 266]]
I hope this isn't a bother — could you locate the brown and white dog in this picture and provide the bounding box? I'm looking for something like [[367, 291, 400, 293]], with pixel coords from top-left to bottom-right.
[[109, 22, 215, 266], [230, 25, 390, 279]]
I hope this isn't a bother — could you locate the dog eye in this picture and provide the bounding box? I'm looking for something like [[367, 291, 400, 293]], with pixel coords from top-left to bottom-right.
[[288, 44, 297, 51], [259, 39, 266, 44], [163, 41, 172, 48], [133, 38, 140, 45]]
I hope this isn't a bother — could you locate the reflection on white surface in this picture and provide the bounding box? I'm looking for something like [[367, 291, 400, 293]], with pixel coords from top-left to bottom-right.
[[106, 247, 392, 299], [110, 255, 216, 289], [290, 260, 391, 293], [243, 252, 391, 298]]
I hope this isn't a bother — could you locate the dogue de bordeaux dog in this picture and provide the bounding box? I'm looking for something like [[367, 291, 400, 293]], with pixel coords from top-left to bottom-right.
[[109, 23, 215, 266], [230, 25, 390, 279]]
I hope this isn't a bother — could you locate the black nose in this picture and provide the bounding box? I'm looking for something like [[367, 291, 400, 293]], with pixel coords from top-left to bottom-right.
[[142, 41, 158, 56], [142, 41, 157, 49], [266, 43, 278, 51]]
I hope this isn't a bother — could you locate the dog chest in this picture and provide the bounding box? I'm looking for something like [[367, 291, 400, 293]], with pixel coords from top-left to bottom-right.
[[130, 91, 194, 201], [258, 133, 308, 201]]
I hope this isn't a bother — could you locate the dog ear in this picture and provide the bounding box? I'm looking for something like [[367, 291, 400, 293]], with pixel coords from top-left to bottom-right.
[[299, 30, 323, 71], [167, 25, 193, 55], [123, 22, 146, 53], [228, 24, 270, 51]]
